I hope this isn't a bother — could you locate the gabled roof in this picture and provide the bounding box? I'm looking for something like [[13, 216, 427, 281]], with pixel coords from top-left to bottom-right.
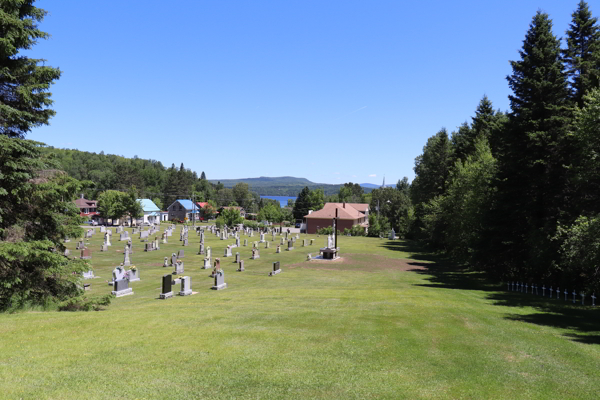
[[74, 198, 96, 208], [343, 203, 369, 213], [138, 199, 160, 212], [304, 203, 365, 220], [173, 199, 196, 210], [197, 202, 209, 208]]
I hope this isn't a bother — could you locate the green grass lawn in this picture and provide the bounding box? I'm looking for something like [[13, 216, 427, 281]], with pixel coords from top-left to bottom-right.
[[1, 226, 599, 399]]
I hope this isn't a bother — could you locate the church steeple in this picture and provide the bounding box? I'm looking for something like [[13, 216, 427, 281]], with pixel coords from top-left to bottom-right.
[[381, 175, 385, 188]]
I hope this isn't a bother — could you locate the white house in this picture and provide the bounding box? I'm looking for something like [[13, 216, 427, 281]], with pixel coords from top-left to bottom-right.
[[138, 199, 161, 224]]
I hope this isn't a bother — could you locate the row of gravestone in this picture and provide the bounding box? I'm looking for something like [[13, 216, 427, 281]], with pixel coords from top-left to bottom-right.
[[508, 282, 597, 306]]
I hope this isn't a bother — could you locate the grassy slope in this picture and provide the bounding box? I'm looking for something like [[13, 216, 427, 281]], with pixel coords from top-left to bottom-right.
[[0, 228, 599, 399]]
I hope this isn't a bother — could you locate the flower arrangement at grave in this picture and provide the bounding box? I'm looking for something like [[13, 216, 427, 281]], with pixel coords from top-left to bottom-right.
[[131, 265, 137, 271]]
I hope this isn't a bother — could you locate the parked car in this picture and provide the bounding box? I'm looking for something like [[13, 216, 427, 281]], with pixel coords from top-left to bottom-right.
[[83, 220, 98, 226], [295, 222, 301, 228]]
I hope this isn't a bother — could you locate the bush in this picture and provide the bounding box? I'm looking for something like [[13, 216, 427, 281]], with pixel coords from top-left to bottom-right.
[[215, 216, 225, 229], [244, 220, 259, 229], [58, 294, 114, 312], [317, 226, 342, 236]]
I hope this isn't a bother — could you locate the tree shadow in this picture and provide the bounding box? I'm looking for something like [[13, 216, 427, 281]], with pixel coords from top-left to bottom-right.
[[384, 240, 600, 344]]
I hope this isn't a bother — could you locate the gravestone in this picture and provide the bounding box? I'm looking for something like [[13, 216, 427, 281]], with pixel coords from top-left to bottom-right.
[[154, 237, 159, 250], [269, 261, 282, 276], [307, 254, 312, 261], [259, 233, 265, 243], [100, 226, 106, 233], [76, 240, 84, 250], [64, 249, 70, 256], [159, 274, 173, 299], [389, 229, 397, 240], [303, 239, 307, 247], [206, 247, 212, 258], [83, 270, 95, 279], [171, 253, 177, 266], [210, 259, 221, 277], [287, 240, 294, 251], [163, 257, 169, 268], [112, 278, 133, 297], [128, 267, 140, 282], [310, 239, 314, 245], [80, 248, 91, 260], [174, 260, 184, 275], [235, 252, 240, 263], [123, 249, 131, 267], [198, 242, 205, 255], [203, 257, 211, 269], [64, 238, 71, 243], [183, 238, 188, 247], [211, 271, 227, 290], [244, 239, 248, 247], [179, 276, 192, 296], [265, 241, 270, 249], [120, 232, 128, 241], [237, 260, 244, 272], [280, 238, 285, 245], [110, 266, 125, 285], [224, 246, 232, 257], [276, 245, 281, 253], [140, 231, 149, 241], [162, 233, 168, 244], [104, 233, 111, 246], [178, 249, 185, 259], [251, 248, 260, 260], [236, 238, 240, 247]]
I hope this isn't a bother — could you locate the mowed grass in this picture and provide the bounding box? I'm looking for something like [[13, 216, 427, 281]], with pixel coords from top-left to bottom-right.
[[1, 226, 599, 399]]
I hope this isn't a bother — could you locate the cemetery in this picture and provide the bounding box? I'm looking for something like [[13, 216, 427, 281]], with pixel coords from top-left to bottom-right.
[[2, 222, 600, 399]]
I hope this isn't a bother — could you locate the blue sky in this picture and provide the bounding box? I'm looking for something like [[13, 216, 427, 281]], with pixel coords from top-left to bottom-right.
[[27, 0, 592, 185]]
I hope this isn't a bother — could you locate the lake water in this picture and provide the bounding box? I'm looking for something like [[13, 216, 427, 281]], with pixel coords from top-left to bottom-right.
[[260, 196, 296, 208]]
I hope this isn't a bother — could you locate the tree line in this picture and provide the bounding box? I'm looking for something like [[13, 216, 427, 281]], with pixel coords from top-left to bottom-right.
[[384, 2, 600, 294]]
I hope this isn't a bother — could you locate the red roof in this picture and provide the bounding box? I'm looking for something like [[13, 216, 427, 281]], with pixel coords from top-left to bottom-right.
[[304, 203, 366, 220], [197, 202, 209, 208], [74, 198, 97, 208]]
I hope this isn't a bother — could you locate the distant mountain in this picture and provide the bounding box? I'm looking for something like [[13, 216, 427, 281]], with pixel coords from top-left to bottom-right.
[[210, 176, 373, 196]]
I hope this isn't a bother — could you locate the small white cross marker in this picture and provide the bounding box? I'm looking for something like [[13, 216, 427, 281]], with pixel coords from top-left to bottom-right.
[[556, 287, 560, 300], [572, 290, 577, 304], [550, 287, 553, 297], [581, 292, 585, 306], [542, 285, 546, 296], [592, 293, 596, 306], [564, 289, 568, 301]]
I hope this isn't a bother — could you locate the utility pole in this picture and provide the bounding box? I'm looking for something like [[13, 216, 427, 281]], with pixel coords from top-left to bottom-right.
[[192, 193, 196, 228]]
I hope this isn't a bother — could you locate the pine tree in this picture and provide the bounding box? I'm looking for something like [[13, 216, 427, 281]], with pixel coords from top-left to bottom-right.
[[562, 1, 600, 107], [0, 1, 61, 138], [482, 11, 572, 278], [200, 171, 206, 180]]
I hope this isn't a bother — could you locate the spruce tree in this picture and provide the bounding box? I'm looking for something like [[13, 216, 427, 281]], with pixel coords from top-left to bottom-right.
[[0, 1, 61, 138], [483, 11, 572, 278], [562, 1, 600, 107]]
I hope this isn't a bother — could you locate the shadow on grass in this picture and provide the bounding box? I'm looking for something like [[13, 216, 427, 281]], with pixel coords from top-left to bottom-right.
[[380, 239, 600, 344]]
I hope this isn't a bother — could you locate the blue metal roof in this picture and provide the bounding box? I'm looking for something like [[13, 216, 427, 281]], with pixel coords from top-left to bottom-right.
[[176, 199, 195, 210], [138, 199, 160, 212]]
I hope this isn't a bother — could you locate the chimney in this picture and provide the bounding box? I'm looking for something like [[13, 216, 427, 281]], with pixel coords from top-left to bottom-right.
[[308, 210, 313, 215], [80, 193, 85, 199], [343, 202, 345, 208]]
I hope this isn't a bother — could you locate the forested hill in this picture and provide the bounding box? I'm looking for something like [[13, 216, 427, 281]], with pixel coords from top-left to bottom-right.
[[210, 176, 373, 196], [39, 147, 217, 209], [39, 147, 371, 204]]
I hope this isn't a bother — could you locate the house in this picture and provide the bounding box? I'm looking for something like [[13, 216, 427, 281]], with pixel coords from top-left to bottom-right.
[[167, 199, 201, 222], [137, 199, 161, 225], [160, 211, 169, 222], [303, 202, 369, 234], [74, 194, 99, 220]]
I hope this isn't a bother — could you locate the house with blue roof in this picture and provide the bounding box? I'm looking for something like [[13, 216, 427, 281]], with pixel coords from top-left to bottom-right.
[[167, 199, 201, 222], [138, 199, 161, 224]]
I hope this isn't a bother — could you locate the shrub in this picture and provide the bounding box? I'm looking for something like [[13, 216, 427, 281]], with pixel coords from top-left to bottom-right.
[[58, 294, 114, 312], [244, 220, 259, 229]]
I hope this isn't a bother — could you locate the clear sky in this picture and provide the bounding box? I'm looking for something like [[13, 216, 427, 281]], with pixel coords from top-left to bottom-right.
[[26, 0, 594, 185]]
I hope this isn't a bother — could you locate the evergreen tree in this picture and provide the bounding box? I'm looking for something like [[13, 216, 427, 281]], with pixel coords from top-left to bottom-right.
[[562, 1, 600, 107], [482, 11, 572, 278], [292, 187, 312, 220], [411, 128, 452, 206], [200, 171, 206, 180], [0, 1, 61, 138]]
